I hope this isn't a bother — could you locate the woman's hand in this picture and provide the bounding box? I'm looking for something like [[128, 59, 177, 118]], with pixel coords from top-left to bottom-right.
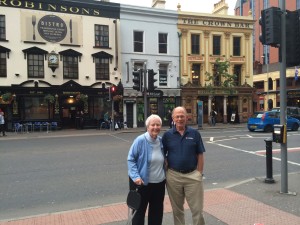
[[134, 178, 144, 186]]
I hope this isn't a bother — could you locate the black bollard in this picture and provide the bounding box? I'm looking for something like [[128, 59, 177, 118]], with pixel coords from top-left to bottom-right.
[[264, 138, 275, 183]]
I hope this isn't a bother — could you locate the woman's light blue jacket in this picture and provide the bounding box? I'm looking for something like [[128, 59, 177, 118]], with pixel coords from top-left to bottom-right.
[[127, 132, 164, 185]]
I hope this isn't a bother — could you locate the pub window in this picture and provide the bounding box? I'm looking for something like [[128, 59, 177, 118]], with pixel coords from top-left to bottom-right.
[[254, 81, 264, 89], [0, 52, 7, 77], [233, 65, 242, 86], [95, 25, 109, 47], [158, 33, 168, 54], [233, 37, 241, 56], [213, 35, 221, 55], [192, 64, 200, 86], [63, 56, 78, 79], [134, 31, 144, 53], [24, 97, 48, 120], [159, 64, 168, 86], [95, 58, 109, 80], [28, 54, 44, 78], [0, 15, 5, 40], [191, 34, 200, 54]]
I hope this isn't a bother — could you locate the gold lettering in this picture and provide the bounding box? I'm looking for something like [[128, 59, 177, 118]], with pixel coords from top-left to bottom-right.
[[38, 2, 42, 9], [0, 0, 8, 6], [93, 9, 100, 16], [82, 8, 89, 15], [60, 5, 67, 12], [70, 7, 79, 13], [25, 1, 34, 8], [11, 0, 21, 7], [48, 4, 56, 11]]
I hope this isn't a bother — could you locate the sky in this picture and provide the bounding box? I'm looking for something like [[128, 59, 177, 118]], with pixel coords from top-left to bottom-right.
[[111, 0, 237, 15]]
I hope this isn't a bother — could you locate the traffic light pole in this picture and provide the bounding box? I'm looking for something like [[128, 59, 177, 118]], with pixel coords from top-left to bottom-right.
[[143, 63, 147, 128], [279, 0, 288, 194]]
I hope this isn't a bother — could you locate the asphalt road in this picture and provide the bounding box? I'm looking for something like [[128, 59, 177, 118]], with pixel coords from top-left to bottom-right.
[[0, 127, 299, 221]]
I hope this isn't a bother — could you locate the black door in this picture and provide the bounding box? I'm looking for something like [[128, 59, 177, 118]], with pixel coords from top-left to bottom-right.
[[126, 103, 133, 128]]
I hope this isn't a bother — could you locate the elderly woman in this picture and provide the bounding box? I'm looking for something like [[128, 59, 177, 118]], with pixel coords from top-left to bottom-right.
[[127, 114, 165, 225]]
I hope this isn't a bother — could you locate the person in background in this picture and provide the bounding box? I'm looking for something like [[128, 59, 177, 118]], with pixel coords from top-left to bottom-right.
[[0, 109, 6, 137], [162, 106, 205, 225], [127, 114, 165, 225], [167, 109, 173, 128]]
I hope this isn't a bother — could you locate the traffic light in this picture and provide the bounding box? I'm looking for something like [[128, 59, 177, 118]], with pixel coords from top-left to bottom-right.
[[285, 10, 300, 67], [132, 69, 143, 92], [147, 69, 157, 91], [259, 7, 281, 46], [108, 85, 117, 101]]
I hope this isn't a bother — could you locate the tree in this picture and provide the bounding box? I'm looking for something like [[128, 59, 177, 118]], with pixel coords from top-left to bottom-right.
[[205, 58, 237, 94]]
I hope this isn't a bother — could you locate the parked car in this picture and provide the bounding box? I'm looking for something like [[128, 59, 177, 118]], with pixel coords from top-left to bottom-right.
[[247, 111, 300, 132], [271, 106, 300, 120]]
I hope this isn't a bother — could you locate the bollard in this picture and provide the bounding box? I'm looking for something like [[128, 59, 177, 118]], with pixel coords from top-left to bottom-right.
[[264, 138, 275, 183]]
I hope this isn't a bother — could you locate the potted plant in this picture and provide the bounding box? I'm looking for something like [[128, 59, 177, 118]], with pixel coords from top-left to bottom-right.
[[44, 94, 55, 104], [1, 92, 12, 102]]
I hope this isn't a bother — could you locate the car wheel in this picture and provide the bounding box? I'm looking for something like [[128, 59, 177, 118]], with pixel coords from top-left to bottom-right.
[[248, 128, 255, 132], [291, 123, 299, 131], [264, 125, 273, 132]]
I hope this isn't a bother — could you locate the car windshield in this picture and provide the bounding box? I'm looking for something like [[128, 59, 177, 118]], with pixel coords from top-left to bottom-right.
[[251, 112, 263, 118]]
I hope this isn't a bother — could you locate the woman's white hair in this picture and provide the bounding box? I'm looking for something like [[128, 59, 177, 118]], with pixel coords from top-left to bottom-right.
[[145, 114, 162, 127]]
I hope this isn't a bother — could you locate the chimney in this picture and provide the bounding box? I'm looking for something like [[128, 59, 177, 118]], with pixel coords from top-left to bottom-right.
[[212, 0, 229, 15], [152, 0, 166, 9]]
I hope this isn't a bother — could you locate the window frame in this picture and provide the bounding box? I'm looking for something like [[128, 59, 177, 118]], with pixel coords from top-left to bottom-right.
[[191, 34, 200, 55], [159, 64, 168, 86], [63, 56, 79, 79], [233, 36, 241, 56], [95, 57, 110, 80], [133, 31, 144, 53], [0, 52, 7, 77], [27, 53, 45, 78], [213, 35, 221, 56], [95, 24, 109, 48], [0, 15, 6, 40], [158, 33, 168, 54]]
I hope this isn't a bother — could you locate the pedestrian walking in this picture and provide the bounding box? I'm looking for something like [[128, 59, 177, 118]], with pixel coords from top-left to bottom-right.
[[0, 109, 7, 136], [162, 106, 205, 225], [127, 114, 166, 225]]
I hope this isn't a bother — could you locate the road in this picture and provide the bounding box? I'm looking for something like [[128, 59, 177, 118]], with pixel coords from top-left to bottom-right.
[[0, 127, 299, 221]]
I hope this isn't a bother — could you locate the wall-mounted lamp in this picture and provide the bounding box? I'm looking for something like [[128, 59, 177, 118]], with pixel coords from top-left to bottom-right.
[[114, 76, 118, 80], [86, 75, 89, 79], [15, 73, 20, 77], [52, 74, 56, 77]]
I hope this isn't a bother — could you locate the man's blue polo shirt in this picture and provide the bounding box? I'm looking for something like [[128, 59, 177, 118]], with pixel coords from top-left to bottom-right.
[[162, 126, 205, 171]]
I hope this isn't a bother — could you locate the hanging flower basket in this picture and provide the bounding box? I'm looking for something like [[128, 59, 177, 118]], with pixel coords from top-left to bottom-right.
[[76, 94, 88, 104], [44, 94, 55, 104], [1, 92, 12, 102]]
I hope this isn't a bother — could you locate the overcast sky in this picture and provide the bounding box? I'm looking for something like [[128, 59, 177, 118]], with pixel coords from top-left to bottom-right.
[[111, 0, 237, 15]]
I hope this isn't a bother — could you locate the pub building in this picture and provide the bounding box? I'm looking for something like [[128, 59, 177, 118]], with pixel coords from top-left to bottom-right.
[[177, 1, 255, 124], [0, 0, 121, 130]]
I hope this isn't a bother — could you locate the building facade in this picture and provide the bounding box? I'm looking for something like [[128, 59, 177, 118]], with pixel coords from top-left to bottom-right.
[[178, 1, 255, 124], [0, 0, 121, 130], [120, 4, 180, 128], [235, 0, 300, 110]]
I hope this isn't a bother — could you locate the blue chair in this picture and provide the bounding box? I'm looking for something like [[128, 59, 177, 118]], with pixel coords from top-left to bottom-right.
[[14, 123, 23, 133], [34, 122, 42, 131], [51, 122, 58, 131]]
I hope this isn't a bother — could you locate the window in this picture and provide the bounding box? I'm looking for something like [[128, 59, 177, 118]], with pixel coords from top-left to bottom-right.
[[24, 97, 48, 120], [233, 65, 242, 86], [233, 37, 241, 56], [134, 62, 144, 71], [95, 58, 109, 80], [192, 64, 200, 86], [28, 54, 44, 78], [159, 64, 168, 86], [95, 25, 109, 47], [287, 77, 294, 87], [63, 56, 78, 79], [0, 52, 6, 77], [191, 34, 200, 54], [134, 31, 143, 52], [158, 33, 168, 54], [254, 81, 264, 89], [0, 15, 5, 40], [213, 35, 221, 55]]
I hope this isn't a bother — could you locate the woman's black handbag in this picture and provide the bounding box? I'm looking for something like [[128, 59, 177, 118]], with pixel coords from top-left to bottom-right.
[[126, 188, 141, 225]]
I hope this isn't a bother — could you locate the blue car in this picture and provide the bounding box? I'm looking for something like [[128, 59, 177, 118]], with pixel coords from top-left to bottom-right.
[[247, 111, 300, 132]]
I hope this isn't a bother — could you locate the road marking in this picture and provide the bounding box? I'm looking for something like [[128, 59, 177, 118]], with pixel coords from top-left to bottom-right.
[[207, 138, 238, 143], [209, 137, 214, 142], [207, 142, 300, 167]]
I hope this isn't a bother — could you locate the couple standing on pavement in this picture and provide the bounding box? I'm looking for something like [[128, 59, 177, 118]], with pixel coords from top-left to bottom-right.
[[127, 106, 206, 225]]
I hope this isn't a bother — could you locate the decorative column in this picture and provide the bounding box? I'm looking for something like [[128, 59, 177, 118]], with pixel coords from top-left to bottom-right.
[[208, 95, 213, 116], [223, 95, 228, 123]]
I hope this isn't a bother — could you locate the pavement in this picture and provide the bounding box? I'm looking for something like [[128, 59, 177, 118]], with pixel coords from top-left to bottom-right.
[[0, 123, 300, 225]]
